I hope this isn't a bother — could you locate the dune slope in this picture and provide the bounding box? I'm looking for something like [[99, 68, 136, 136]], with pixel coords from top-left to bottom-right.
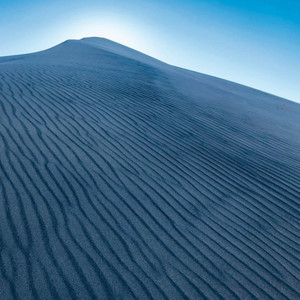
[[0, 37, 300, 299]]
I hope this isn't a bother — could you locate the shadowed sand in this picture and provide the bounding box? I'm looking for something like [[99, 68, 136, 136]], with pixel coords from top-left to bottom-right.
[[0, 37, 300, 299]]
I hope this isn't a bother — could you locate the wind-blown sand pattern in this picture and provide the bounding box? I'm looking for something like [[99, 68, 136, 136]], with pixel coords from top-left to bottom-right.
[[0, 37, 300, 299]]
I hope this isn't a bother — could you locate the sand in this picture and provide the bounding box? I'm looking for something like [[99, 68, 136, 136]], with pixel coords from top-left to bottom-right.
[[0, 37, 300, 299]]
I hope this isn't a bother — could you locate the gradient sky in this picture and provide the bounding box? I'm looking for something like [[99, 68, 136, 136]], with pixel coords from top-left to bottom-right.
[[1, 0, 299, 102]]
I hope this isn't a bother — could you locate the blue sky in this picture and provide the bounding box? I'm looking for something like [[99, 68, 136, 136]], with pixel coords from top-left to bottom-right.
[[1, 0, 299, 102]]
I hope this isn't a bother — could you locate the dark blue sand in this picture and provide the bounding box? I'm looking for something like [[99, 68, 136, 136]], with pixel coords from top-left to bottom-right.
[[0, 38, 300, 299]]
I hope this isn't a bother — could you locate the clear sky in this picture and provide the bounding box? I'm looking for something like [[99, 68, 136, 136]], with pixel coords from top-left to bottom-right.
[[1, 0, 299, 102]]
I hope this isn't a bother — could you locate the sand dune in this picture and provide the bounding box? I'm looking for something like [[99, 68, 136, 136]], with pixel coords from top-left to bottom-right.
[[0, 37, 300, 299]]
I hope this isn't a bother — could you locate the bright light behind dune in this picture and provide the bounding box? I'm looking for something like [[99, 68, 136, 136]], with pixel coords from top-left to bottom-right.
[[67, 14, 149, 52]]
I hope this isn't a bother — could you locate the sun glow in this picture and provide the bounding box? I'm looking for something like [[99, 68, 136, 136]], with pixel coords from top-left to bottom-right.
[[68, 14, 147, 51]]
